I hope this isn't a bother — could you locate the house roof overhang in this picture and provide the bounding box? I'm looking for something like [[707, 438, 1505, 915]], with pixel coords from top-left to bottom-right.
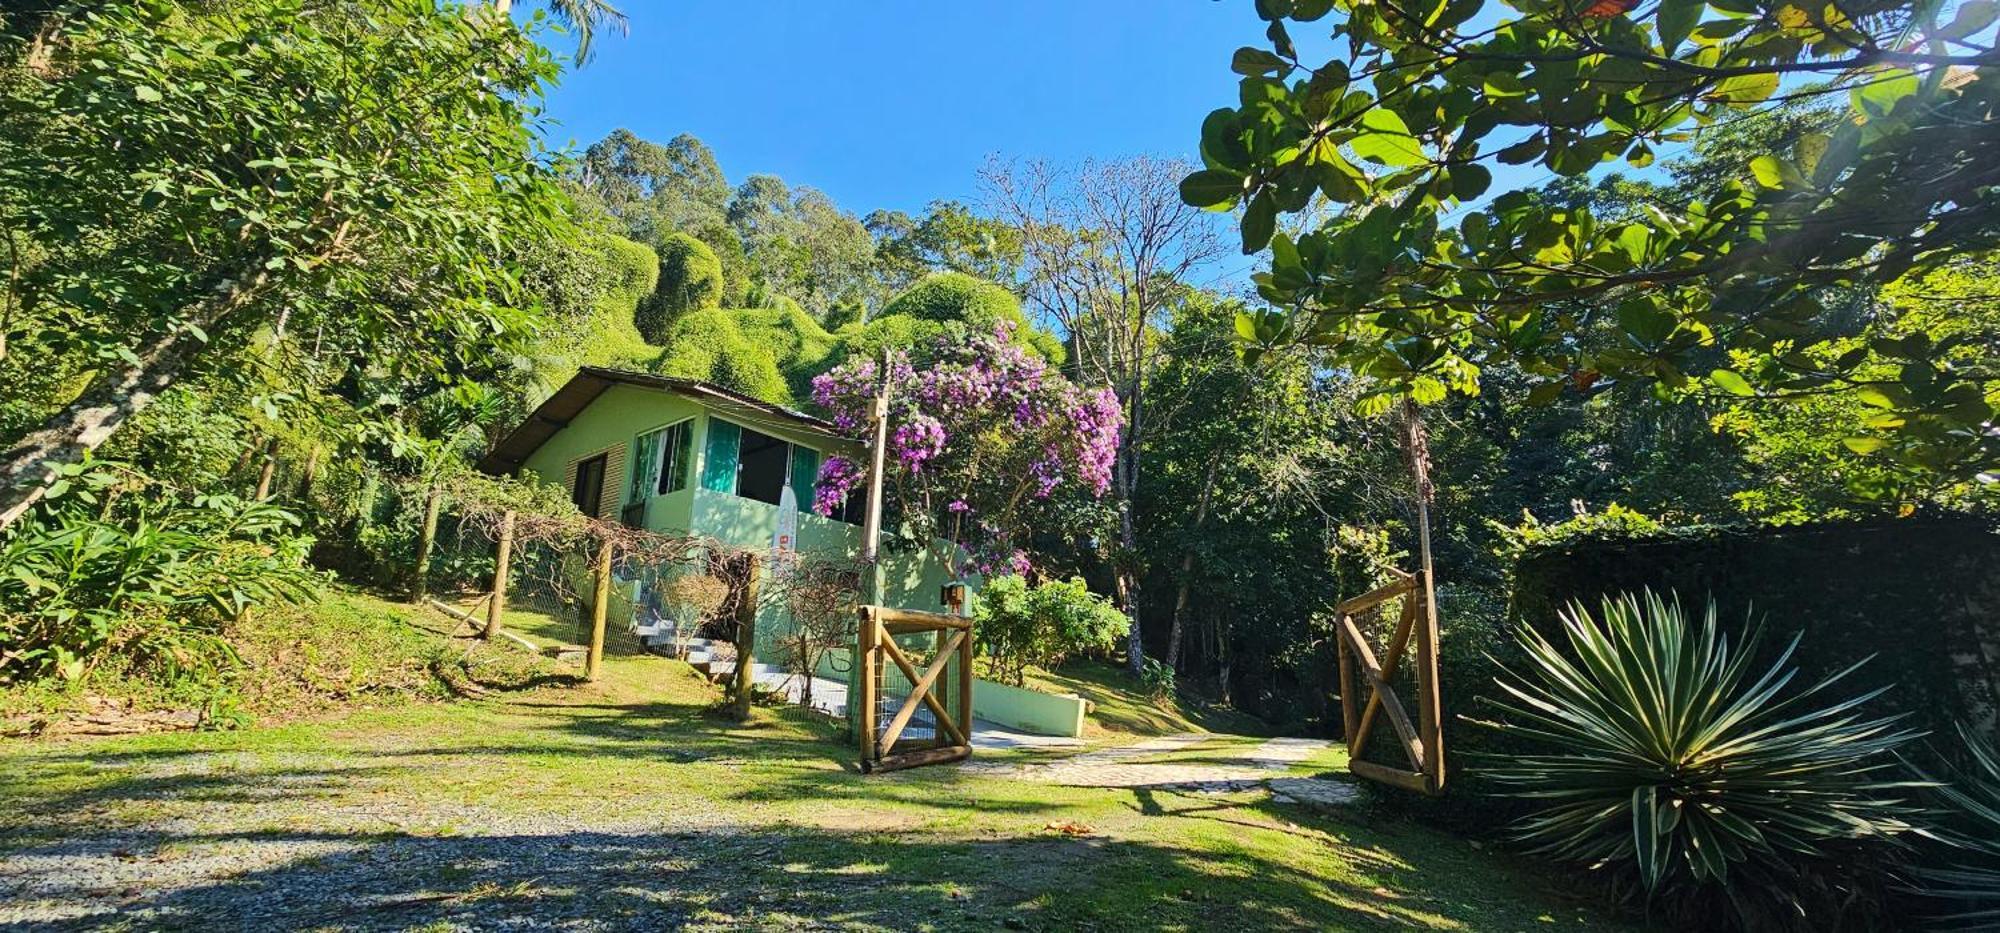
[[475, 367, 843, 476]]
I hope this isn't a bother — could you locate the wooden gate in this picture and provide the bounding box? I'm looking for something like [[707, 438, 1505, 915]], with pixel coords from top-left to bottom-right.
[[1335, 568, 1445, 795], [856, 605, 974, 773]]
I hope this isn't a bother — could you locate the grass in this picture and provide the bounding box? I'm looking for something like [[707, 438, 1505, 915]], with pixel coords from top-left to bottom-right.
[[0, 587, 559, 734], [1019, 658, 1270, 741], [0, 595, 1632, 931]]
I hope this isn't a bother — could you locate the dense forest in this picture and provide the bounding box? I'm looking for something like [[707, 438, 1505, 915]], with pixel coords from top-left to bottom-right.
[[5, 1, 2000, 930], [1, 0, 1994, 726]]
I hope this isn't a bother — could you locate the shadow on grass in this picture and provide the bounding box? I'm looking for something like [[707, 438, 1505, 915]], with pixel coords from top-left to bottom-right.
[[1, 820, 1548, 932]]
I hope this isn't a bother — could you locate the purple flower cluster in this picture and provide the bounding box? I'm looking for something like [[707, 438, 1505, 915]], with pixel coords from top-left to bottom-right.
[[809, 324, 1125, 575], [813, 455, 863, 517], [892, 415, 946, 472]]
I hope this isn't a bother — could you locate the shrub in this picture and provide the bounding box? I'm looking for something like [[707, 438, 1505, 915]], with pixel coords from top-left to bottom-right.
[[652, 309, 791, 404], [0, 461, 322, 685], [879, 272, 1066, 363], [975, 575, 1126, 685], [1474, 589, 1920, 930], [635, 232, 722, 340], [1910, 727, 2000, 929]]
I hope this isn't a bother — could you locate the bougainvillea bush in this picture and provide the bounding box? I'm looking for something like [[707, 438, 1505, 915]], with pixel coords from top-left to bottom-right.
[[811, 324, 1120, 577]]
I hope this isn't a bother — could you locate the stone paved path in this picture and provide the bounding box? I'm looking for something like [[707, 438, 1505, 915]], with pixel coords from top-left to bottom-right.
[[968, 733, 1360, 807]]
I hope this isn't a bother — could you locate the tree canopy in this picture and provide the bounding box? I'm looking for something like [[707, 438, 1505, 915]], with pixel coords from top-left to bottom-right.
[[1184, 0, 2000, 500]]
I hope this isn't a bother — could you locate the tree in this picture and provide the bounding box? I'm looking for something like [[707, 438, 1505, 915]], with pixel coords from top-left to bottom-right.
[[495, 0, 627, 64], [982, 155, 1229, 674], [1184, 0, 2000, 497], [636, 232, 723, 339], [0, 0, 569, 530], [809, 325, 1120, 580], [727, 175, 880, 317], [865, 200, 1025, 294], [874, 272, 1066, 362]]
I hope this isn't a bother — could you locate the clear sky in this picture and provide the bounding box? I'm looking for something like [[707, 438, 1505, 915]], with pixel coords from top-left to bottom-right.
[[537, 1, 1277, 216]]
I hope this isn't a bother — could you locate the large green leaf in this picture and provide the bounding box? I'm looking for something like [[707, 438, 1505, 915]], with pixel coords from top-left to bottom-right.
[[1349, 108, 1427, 166]]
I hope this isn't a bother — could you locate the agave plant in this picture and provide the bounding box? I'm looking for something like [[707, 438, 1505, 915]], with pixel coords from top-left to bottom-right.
[[1912, 727, 2000, 929], [1475, 590, 1921, 923]]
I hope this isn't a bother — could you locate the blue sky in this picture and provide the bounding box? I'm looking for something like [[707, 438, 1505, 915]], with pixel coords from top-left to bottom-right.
[[536, 1, 1277, 216]]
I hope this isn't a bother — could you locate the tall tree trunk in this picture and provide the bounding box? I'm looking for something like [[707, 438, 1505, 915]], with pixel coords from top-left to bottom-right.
[[0, 265, 268, 532], [1117, 379, 1148, 676], [251, 436, 281, 501], [0, 326, 204, 530], [1163, 451, 1223, 672]]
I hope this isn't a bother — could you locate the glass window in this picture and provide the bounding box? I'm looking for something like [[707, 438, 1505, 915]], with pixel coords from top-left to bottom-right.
[[635, 419, 693, 496], [736, 426, 789, 506]]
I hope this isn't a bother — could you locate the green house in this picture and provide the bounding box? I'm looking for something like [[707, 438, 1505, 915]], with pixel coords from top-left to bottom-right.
[[477, 367, 966, 652]]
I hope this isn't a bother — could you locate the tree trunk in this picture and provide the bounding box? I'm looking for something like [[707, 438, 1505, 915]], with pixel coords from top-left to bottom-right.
[[0, 326, 205, 531], [410, 483, 443, 600], [1116, 380, 1148, 676], [0, 261, 270, 532], [251, 436, 281, 501], [1163, 451, 1223, 672], [295, 443, 323, 502]]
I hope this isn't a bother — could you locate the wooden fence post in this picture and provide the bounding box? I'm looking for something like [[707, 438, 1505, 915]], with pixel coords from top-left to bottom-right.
[[483, 510, 515, 640], [727, 553, 763, 721], [585, 536, 613, 681], [857, 606, 879, 768], [1405, 400, 1445, 793], [411, 482, 442, 601]]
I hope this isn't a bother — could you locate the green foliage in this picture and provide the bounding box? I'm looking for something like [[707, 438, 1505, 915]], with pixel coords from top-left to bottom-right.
[[1492, 503, 1665, 561], [975, 575, 1128, 686], [1193, 0, 2000, 494], [1476, 590, 1919, 929], [1137, 658, 1178, 699], [0, 462, 322, 685], [0, 0, 570, 513], [1911, 727, 2000, 930], [866, 200, 1025, 293], [635, 232, 723, 340], [876, 272, 1064, 363], [652, 309, 792, 404]]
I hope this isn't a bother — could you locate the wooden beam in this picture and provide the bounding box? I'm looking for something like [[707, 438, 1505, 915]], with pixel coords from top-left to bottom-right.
[[877, 631, 966, 753], [1337, 626, 1359, 753], [1352, 594, 1418, 762], [956, 615, 974, 758], [483, 510, 515, 640], [857, 608, 879, 768], [878, 635, 968, 747], [1349, 758, 1431, 794], [867, 605, 973, 632], [871, 744, 971, 774], [584, 537, 613, 681], [1338, 615, 1425, 772], [727, 554, 762, 721], [1414, 583, 1445, 791], [1335, 576, 1418, 616]]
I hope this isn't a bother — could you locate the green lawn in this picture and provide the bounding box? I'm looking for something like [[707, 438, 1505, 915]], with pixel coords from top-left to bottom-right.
[[0, 595, 1631, 931]]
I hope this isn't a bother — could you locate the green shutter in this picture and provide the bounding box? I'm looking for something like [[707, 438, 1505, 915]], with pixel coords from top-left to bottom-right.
[[701, 419, 740, 493], [789, 446, 819, 513]]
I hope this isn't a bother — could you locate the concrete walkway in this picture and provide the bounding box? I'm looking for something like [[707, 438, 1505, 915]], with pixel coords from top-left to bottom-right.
[[967, 733, 1361, 807]]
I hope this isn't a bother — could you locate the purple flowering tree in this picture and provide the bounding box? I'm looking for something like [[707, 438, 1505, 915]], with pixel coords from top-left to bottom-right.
[[812, 324, 1121, 580]]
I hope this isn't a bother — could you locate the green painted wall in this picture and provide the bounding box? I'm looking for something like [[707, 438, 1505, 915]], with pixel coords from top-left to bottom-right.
[[514, 381, 974, 659], [814, 648, 1087, 738]]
